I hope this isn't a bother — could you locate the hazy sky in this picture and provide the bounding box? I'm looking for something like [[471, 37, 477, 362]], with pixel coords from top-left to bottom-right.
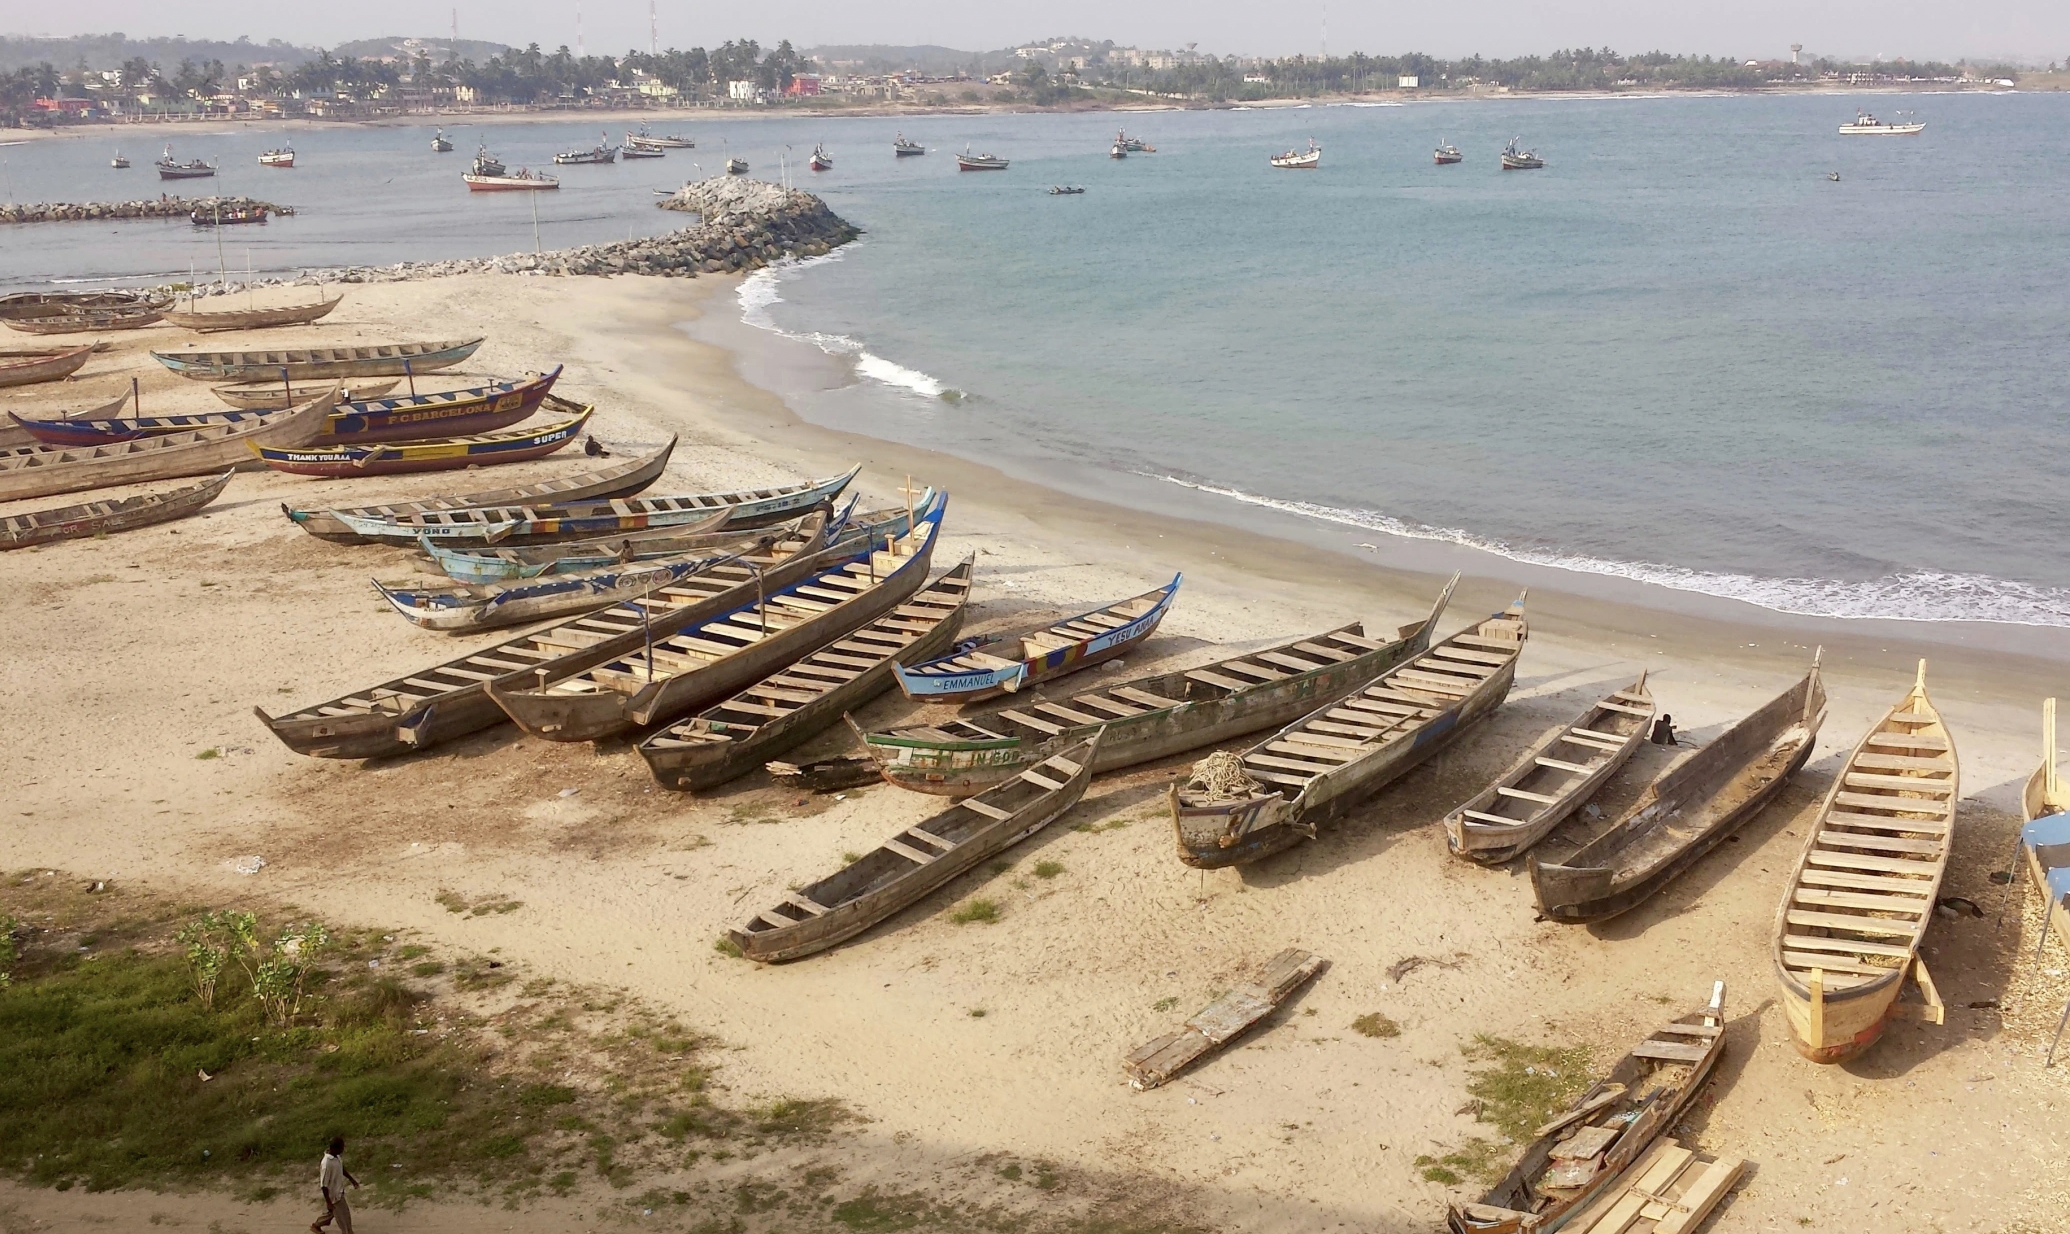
[[15, 1, 2067, 62]]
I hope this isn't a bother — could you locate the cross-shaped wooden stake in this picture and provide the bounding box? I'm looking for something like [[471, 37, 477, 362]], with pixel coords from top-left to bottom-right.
[[895, 475, 926, 556]]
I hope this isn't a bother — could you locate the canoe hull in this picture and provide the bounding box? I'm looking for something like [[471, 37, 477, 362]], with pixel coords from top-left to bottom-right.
[[0, 346, 93, 388], [1443, 680, 1652, 864], [252, 406, 587, 477], [167, 295, 342, 333], [154, 337, 482, 380], [892, 575, 1179, 704], [0, 390, 334, 504], [0, 470, 231, 549]]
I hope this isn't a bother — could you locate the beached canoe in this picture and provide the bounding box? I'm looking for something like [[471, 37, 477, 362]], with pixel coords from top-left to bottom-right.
[[862, 574, 1460, 798], [325, 464, 863, 545], [15, 370, 564, 449], [0, 470, 232, 550], [0, 346, 93, 389], [213, 377, 399, 409], [282, 438, 675, 544], [251, 403, 589, 477], [4, 306, 165, 334], [892, 575, 1182, 704], [418, 492, 885, 585], [0, 388, 335, 504], [1443, 674, 1655, 864], [165, 293, 343, 333], [0, 291, 169, 322], [2013, 700, 2070, 1062], [728, 729, 1100, 963], [1771, 661, 1954, 1063], [641, 559, 974, 791], [1171, 595, 1528, 870], [152, 337, 483, 381], [487, 493, 947, 743], [0, 389, 129, 450], [1448, 983, 1728, 1234], [257, 507, 845, 759], [372, 501, 878, 632], [1533, 655, 1827, 925]]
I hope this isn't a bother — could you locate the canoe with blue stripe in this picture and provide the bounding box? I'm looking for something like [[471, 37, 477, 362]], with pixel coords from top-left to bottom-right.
[[485, 491, 948, 744], [324, 463, 863, 545], [152, 337, 483, 381], [12, 368, 563, 449], [893, 574, 1182, 705], [422, 488, 919, 584], [250, 403, 591, 477], [375, 549, 746, 632]]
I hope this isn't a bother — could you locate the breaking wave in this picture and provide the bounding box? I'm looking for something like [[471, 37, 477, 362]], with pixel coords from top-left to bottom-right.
[[737, 248, 949, 401]]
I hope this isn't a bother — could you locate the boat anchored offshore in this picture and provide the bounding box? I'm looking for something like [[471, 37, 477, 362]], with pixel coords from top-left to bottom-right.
[[431, 127, 454, 152], [628, 125, 694, 149], [1270, 139, 1321, 169], [258, 145, 295, 168], [725, 156, 749, 175], [1434, 141, 1463, 164], [156, 145, 216, 180], [554, 134, 619, 165], [471, 145, 506, 176], [1839, 109, 1925, 135], [1048, 185, 1085, 196], [1500, 138, 1545, 170], [957, 148, 1009, 171], [809, 143, 832, 171], [464, 168, 559, 191], [1111, 130, 1129, 159], [619, 136, 666, 159], [111, 152, 130, 169], [894, 133, 925, 156]]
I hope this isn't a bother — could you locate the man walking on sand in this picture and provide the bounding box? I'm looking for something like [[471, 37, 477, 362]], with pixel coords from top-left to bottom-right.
[[313, 1136, 359, 1233]]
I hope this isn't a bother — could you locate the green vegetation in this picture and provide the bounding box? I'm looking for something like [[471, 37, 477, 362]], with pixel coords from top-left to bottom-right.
[[1353, 1013, 1401, 1039], [713, 936, 744, 959], [0, 914, 15, 988], [1032, 861, 1065, 880], [949, 898, 999, 925], [1151, 997, 1179, 1013], [1414, 1138, 1503, 1185], [1460, 1034, 1595, 1142], [193, 748, 219, 760]]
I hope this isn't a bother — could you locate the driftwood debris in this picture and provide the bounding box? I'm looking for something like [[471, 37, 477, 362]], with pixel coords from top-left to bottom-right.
[[1561, 1138, 1744, 1234], [1123, 948, 1326, 1090]]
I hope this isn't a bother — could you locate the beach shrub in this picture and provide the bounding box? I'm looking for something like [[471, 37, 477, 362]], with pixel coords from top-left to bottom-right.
[[1460, 1035, 1594, 1142], [174, 912, 236, 1010], [1032, 861, 1065, 880], [949, 898, 999, 925], [1353, 1013, 1401, 1039]]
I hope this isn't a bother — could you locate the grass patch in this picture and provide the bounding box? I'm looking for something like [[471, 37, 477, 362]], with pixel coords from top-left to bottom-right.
[[1151, 997, 1179, 1013], [831, 1186, 936, 1230], [841, 851, 863, 864], [1032, 861, 1065, 880], [409, 961, 444, 978], [987, 859, 1014, 876], [193, 749, 220, 761], [1414, 1137, 1504, 1186], [713, 937, 743, 959], [967, 1008, 986, 1019], [1460, 1035, 1595, 1143], [948, 898, 999, 925], [394, 945, 430, 961], [1069, 818, 1132, 834], [1353, 1013, 1400, 1039], [434, 890, 468, 914]]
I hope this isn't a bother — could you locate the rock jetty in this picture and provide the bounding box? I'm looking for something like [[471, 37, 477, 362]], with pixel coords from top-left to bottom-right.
[[0, 196, 281, 225]]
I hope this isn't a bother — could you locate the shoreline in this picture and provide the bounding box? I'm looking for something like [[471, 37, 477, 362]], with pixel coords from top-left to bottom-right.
[[4, 270, 2068, 1231]]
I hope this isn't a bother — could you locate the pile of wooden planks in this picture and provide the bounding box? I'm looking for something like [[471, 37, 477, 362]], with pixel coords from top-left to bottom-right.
[[1563, 1139, 1743, 1234]]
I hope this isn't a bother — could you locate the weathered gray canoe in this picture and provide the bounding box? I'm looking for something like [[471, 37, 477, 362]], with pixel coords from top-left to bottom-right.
[[729, 730, 1102, 962], [861, 573, 1459, 797], [166, 293, 344, 333], [1, 470, 232, 550], [153, 336, 481, 380]]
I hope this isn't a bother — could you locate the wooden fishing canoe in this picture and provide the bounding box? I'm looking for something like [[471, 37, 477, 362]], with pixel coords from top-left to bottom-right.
[[0, 470, 232, 550], [728, 729, 1101, 962], [326, 464, 863, 545], [15, 371, 564, 449], [1771, 661, 1954, 1063], [256, 507, 844, 759], [1448, 983, 1727, 1234], [282, 438, 675, 544], [0, 388, 335, 504], [213, 377, 399, 409], [487, 494, 947, 743], [251, 404, 588, 477], [0, 389, 129, 450], [1170, 595, 1528, 869], [0, 291, 169, 321], [4, 306, 165, 334], [892, 574, 1181, 703], [0, 346, 93, 389], [2024, 698, 2069, 824], [641, 559, 974, 791], [1533, 656, 1827, 924], [166, 293, 343, 333], [423, 509, 809, 584], [1444, 674, 1655, 864], [863, 574, 1460, 798], [152, 337, 483, 380]]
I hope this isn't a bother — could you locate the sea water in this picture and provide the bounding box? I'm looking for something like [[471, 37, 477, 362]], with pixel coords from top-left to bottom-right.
[[3, 94, 2065, 628]]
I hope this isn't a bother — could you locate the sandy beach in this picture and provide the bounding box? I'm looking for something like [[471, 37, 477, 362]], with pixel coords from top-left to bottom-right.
[[2, 271, 2068, 1233]]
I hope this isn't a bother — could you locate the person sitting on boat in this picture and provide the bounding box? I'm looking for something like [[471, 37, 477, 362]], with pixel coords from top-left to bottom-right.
[[1649, 714, 1677, 746]]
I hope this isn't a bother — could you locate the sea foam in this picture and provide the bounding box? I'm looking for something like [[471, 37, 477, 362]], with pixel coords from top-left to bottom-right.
[[738, 250, 948, 400]]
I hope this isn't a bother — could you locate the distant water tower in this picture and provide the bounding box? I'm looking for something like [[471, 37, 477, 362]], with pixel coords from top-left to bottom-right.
[[1791, 43, 1803, 65]]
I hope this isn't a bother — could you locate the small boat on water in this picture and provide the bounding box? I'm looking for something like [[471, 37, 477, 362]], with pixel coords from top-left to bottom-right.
[[862, 576, 1457, 798], [1048, 185, 1085, 196], [893, 575, 1181, 704], [1839, 110, 1925, 135], [809, 143, 832, 171], [894, 134, 925, 156], [957, 148, 1009, 171], [619, 137, 666, 159], [1443, 674, 1655, 865], [1434, 141, 1463, 164], [1110, 130, 1128, 159], [1270, 139, 1321, 170], [554, 134, 619, 165], [1500, 138, 1545, 170], [725, 156, 749, 175], [0, 469, 233, 550], [1172, 595, 1527, 869], [110, 153, 130, 169], [1771, 661, 1954, 1063], [283, 438, 675, 544], [156, 145, 216, 180], [471, 145, 506, 176], [464, 169, 559, 191], [1532, 655, 1827, 924], [727, 727, 1100, 963], [628, 125, 694, 149], [190, 203, 268, 226], [1447, 983, 1728, 1234], [1122, 132, 1154, 153], [258, 145, 295, 168], [431, 127, 454, 152]]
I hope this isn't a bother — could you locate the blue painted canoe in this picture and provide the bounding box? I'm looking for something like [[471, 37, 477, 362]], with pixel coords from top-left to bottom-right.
[[893, 574, 1182, 704], [251, 404, 591, 477]]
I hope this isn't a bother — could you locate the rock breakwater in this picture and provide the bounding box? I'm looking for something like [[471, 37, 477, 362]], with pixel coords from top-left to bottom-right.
[[0, 196, 282, 225]]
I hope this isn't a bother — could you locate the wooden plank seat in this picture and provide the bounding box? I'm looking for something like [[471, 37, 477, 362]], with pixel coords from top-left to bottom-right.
[[1781, 951, 1899, 976], [1430, 645, 1512, 666], [1631, 1040, 1709, 1063], [907, 827, 956, 851], [1032, 702, 1105, 727], [1598, 700, 1654, 717], [1020, 771, 1068, 792], [1817, 830, 1943, 855], [1864, 731, 1950, 751], [1266, 740, 1362, 763], [1450, 634, 1520, 651], [785, 892, 830, 916], [1659, 1022, 1725, 1038], [960, 799, 1014, 821], [1462, 808, 1526, 825], [1247, 752, 1339, 776], [1070, 694, 1147, 718], [1422, 653, 1499, 676], [1844, 771, 1953, 793], [1185, 668, 1252, 692], [1833, 790, 1949, 815], [1536, 756, 1595, 774], [996, 709, 1065, 735], [1257, 651, 1328, 674], [1391, 669, 1475, 693], [1799, 868, 1936, 893], [1786, 909, 1921, 937], [1808, 850, 1942, 875], [881, 837, 938, 864], [1824, 810, 1949, 835], [1783, 932, 1915, 959], [1291, 641, 1356, 662], [1561, 729, 1626, 750], [1310, 719, 1386, 740], [1794, 887, 1932, 913], [1113, 686, 1182, 709], [1498, 786, 1563, 804], [1219, 660, 1288, 682], [1849, 751, 1953, 773]]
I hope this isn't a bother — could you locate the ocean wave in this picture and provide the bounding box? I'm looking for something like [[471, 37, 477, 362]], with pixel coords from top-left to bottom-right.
[[736, 249, 952, 401], [1155, 474, 2070, 627]]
